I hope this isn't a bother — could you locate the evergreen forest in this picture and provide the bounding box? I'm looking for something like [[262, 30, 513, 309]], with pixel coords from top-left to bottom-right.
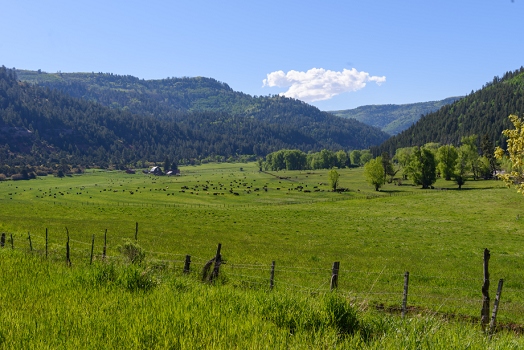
[[0, 67, 390, 177], [374, 67, 524, 155]]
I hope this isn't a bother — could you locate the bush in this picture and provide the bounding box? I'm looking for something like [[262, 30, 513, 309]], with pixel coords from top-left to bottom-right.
[[35, 170, 48, 177], [119, 266, 157, 292], [118, 239, 146, 264], [0, 174, 6, 181], [11, 174, 25, 181]]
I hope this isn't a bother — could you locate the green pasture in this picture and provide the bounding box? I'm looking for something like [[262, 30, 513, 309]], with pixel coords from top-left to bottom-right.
[[1, 162, 524, 327]]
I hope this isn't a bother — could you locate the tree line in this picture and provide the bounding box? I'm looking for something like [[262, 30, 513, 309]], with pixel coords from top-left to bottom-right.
[[261, 149, 374, 171], [364, 134, 498, 191]]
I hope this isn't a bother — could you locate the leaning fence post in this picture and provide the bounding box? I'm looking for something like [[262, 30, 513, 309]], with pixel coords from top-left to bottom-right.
[[489, 279, 504, 338], [481, 248, 490, 331], [402, 271, 410, 317], [66, 227, 71, 267], [330, 261, 340, 291], [209, 243, 222, 283], [184, 255, 191, 274], [270, 261, 276, 290], [90, 234, 95, 265], [0, 233, 5, 248]]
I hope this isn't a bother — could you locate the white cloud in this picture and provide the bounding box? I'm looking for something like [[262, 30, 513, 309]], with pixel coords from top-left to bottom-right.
[[262, 68, 386, 102]]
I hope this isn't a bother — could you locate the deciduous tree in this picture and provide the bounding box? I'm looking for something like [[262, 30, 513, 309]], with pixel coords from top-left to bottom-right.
[[406, 147, 437, 189], [364, 157, 385, 191], [495, 114, 524, 193], [328, 169, 340, 191]]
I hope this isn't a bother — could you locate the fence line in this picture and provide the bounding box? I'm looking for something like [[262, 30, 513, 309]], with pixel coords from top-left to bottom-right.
[[0, 233, 519, 328]]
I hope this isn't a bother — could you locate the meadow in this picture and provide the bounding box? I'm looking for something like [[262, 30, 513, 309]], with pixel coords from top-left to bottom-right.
[[1, 162, 524, 348]]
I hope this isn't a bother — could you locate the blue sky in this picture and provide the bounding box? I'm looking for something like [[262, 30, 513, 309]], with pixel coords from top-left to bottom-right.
[[2, 0, 523, 110]]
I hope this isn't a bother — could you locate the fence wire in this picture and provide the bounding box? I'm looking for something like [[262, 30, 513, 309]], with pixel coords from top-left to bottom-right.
[[1, 233, 522, 326]]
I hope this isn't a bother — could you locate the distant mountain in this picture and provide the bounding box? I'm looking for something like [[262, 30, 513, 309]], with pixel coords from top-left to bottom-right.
[[0, 67, 391, 175], [15, 70, 390, 150], [374, 67, 524, 155], [329, 97, 462, 135]]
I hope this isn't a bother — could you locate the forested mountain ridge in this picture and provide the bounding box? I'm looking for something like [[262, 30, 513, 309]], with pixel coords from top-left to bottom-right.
[[330, 97, 462, 135], [15, 69, 390, 150], [374, 67, 524, 155], [0, 67, 388, 175]]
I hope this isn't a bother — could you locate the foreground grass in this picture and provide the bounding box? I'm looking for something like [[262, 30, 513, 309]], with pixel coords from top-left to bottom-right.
[[0, 249, 522, 349]]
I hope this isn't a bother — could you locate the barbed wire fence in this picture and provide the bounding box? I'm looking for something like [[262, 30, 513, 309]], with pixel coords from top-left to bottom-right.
[[0, 230, 521, 333]]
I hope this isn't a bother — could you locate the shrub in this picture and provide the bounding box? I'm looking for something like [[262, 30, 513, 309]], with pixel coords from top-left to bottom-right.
[[118, 239, 146, 264], [11, 174, 25, 181], [119, 266, 157, 292], [0, 174, 6, 181]]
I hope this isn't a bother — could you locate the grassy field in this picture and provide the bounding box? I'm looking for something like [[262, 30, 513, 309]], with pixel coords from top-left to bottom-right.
[[1, 162, 524, 347]]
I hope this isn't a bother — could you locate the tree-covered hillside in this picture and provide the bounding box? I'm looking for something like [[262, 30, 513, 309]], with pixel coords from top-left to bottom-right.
[[0, 67, 389, 175], [374, 67, 524, 155], [330, 97, 462, 135], [15, 70, 390, 150]]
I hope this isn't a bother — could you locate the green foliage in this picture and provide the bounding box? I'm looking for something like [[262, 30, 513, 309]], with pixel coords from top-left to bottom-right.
[[436, 145, 458, 181], [328, 169, 340, 191], [118, 239, 146, 264], [454, 146, 469, 189], [350, 150, 361, 166], [495, 114, 524, 194], [406, 147, 437, 189], [481, 133, 497, 178], [119, 265, 158, 292], [376, 67, 524, 155], [360, 150, 373, 165], [364, 157, 385, 191], [461, 135, 481, 180], [381, 152, 396, 180], [264, 149, 346, 171]]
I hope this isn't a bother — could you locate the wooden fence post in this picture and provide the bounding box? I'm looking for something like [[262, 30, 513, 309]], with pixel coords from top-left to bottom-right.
[[489, 279, 504, 338], [66, 227, 71, 267], [28, 232, 33, 252], [481, 248, 490, 331], [330, 261, 340, 291], [184, 255, 191, 274], [135, 222, 138, 241], [10, 233, 13, 249], [402, 271, 410, 318], [45, 228, 48, 259], [103, 229, 107, 260], [209, 243, 222, 283], [270, 261, 276, 290], [0, 233, 5, 248], [90, 234, 95, 265]]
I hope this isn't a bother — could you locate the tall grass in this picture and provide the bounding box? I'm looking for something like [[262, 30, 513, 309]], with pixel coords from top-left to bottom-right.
[[0, 249, 522, 349]]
